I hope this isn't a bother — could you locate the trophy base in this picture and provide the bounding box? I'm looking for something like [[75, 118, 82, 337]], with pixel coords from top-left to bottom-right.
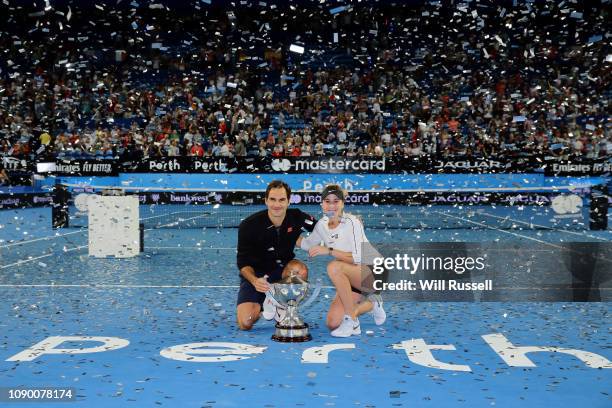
[[272, 322, 312, 342]]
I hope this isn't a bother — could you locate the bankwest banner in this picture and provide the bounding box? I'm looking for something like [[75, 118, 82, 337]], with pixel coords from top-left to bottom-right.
[[75, 190, 587, 209], [0, 193, 53, 209]]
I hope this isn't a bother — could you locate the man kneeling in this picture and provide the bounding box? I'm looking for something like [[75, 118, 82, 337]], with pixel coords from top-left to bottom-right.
[[236, 180, 316, 330]]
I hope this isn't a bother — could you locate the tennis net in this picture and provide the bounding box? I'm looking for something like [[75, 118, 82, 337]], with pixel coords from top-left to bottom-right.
[[52, 183, 609, 231]]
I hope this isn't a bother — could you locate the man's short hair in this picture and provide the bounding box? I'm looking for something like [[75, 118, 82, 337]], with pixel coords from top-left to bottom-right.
[[265, 180, 291, 199]]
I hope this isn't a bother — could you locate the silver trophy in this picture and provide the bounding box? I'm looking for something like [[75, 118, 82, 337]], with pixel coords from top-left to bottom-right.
[[268, 275, 319, 342]]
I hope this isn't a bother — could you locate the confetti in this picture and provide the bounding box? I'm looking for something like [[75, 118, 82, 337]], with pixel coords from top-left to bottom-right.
[[289, 44, 305, 54], [329, 6, 347, 15]]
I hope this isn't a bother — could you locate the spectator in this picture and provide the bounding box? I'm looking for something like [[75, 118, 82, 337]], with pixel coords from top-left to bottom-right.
[[0, 1, 608, 164], [0, 162, 10, 186], [166, 139, 180, 157], [190, 141, 205, 157]]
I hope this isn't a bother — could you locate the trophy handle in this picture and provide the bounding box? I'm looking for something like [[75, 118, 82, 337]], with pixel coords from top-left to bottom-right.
[[299, 278, 322, 309]]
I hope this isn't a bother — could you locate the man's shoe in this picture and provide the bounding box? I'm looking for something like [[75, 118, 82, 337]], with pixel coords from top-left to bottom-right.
[[262, 294, 276, 320]]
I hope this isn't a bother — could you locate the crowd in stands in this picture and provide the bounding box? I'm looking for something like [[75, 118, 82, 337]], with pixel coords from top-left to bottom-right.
[[0, 0, 610, 166]]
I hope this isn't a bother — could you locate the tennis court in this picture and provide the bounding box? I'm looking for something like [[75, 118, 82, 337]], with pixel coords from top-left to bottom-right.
[[1, 202, 610, 407]]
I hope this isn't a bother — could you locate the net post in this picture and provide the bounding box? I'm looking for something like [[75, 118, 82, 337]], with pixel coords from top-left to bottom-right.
[[52, 181, 70, 228], [589, 184, 608, 231], [139, 223, 145, 252]]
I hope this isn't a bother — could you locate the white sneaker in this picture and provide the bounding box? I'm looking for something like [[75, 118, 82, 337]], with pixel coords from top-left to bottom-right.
[[368, 294, 386, 325], [262, 294, 287, 322], [330, 315, 361, 337], [262, 295, 276, 320]]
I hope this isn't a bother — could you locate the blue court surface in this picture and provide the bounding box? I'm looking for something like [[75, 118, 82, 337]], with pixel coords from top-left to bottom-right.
[[1, 208, 611, 407]]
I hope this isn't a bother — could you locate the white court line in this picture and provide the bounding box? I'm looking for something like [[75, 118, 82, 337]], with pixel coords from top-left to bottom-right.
[[433, 210, 566, 249], [0, 245, 87, 270], [135, 246, 590, 253], [147, 246, 236, 250], [1, 210, 223, 269], [0, 229, 86, 249], [72, 211, 183, 223], [0, 284, 239, 288], [141, 212, 180, 220], [475, 211, 612, 242], [0, 210, 206, 248], [0, 245, 234, 270], [140, 210, 201, 222], [0, 283, 605, 291], [412, 214, 612, 265], [0, 284, 336, 289], [154, 213, 214, 229]]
